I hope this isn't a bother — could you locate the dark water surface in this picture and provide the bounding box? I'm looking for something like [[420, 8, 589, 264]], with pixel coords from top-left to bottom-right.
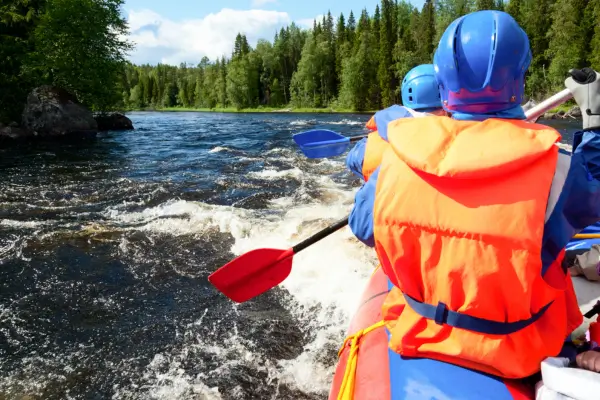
[[0, 112, 580, 399]]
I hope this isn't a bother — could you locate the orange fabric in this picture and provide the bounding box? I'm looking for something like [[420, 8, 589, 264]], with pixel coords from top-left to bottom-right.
[[373, 116, 582, 379], [366, 115, 377, 131], [362, 132, 389, 182]]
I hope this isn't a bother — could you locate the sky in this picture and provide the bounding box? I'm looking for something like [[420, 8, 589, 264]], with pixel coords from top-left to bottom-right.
[[123, 0, 426, 65]]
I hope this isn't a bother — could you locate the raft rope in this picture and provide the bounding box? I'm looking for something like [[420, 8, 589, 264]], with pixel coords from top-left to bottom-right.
[[337, 320, 386, 400], [370, 263, 381, 276], [573, 233, 600, 239]]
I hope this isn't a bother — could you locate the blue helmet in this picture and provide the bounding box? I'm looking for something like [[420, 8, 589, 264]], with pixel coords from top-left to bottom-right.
[[401, 64, 442, 110], [433, 10, 531, 114]]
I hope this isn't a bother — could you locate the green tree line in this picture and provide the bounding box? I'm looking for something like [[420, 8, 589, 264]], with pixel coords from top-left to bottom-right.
[[123, 0, 600, 111]]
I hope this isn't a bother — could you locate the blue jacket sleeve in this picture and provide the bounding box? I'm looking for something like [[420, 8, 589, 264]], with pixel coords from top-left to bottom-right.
[[563, 130, 600, 229], [349, 167, 379, 247], [346, 138, 367, 180], [542, 130, 600, 271]]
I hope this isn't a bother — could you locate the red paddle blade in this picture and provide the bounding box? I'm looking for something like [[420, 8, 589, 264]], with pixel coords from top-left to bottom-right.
[[208, 247, 294, 303]]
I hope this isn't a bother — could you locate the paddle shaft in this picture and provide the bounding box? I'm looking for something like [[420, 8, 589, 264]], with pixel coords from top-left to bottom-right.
[[350, 135, 368, 143], [292, 216, 349, 254], [524, 88, 573, 121]]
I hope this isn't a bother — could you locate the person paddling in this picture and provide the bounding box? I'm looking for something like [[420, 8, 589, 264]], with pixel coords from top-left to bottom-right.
[[346, 64, 445, 182], [348, 9, 600, 379]]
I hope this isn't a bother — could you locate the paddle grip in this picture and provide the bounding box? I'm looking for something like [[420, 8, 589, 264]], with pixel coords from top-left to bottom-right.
[[292, 216, 349, 254], [349, 135, 368, 143]]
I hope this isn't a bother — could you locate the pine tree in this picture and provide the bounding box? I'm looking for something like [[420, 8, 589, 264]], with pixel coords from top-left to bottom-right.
[[547, 0, 588, 90], [419, 0, 435, 62], [586, 0, 600, 70], [335, 13, 347, 87], [347, 11, 356, 45], [379, 0, 396, 106], [476, 0, 497, 10], [505, 0, 523, 24], [521, 0, 554, 96]]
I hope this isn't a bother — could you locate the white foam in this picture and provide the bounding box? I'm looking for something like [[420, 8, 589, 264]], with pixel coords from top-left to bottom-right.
[[95, 160, 374, 397], [101, 199, 253, 237], [289, 120, 315, 126], [0, 219, 52, 229], [328, 119, 364, 126], [247, 168, 304, 180], [208, 146, 229, 153]]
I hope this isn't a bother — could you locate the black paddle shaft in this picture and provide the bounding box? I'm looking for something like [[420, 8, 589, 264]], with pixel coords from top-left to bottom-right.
[[292, 216, 349, 254], [350, 134, 368, 143]]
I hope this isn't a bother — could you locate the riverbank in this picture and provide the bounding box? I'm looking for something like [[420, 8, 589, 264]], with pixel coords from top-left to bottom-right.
[[126, 103, 581, 117], [129, 106, 376, 114]]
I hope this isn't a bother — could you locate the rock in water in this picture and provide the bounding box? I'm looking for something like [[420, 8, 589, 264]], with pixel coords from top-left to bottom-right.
[[21, 86, 97, 138], [522, 99, 538, 113], [0, 122, 34, 141], [564, 106, 582, 119], [94, 112, 134, 131]]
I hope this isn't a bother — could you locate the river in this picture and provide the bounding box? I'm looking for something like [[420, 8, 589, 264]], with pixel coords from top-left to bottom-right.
[[0, 112, 580, 400]]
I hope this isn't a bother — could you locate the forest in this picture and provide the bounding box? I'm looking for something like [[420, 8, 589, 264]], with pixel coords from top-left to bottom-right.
[[0, 0, 131, 123], [2, 0, 600, 120], [124, 0, 600, 111]]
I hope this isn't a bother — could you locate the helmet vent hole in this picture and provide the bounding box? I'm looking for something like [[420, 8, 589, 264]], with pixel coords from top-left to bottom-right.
[[408, 88, 412, 93], [492, 20, 497, 50], [453, 30, 460, 71], [409, 96, 413, 101]]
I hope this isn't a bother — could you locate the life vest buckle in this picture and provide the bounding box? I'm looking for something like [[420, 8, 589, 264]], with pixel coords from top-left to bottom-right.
[[584, 300, 600, 319], [434, 301, 449, 325]]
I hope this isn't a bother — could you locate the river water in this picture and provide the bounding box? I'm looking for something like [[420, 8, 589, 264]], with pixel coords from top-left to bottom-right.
[[0, 112, 579, 400]]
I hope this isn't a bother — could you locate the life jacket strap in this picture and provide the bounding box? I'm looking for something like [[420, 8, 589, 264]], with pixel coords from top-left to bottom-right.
[[403, 293, 554, 335]]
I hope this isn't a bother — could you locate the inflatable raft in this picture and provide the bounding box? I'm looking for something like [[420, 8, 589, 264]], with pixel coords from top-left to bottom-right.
[[328, 227, 599, 400], [329, 266, 536, 400]]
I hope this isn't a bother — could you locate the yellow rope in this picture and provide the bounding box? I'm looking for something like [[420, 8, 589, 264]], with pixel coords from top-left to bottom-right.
[[337, 320, 386, 400], [573, 233, 600, 239], [370, 263, 381, 277]]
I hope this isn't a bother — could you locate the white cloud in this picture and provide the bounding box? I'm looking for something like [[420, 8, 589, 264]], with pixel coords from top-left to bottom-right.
[[296, 14, 325, 29], [126, 8, 291, 65], [251, 0, 277, 7]]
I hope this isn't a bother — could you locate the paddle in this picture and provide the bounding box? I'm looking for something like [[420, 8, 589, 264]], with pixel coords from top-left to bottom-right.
[[208, 217, 349, 303], [209, 88, 574, 303], [292, 129, 367, 158], [292, 88, 573, 159]]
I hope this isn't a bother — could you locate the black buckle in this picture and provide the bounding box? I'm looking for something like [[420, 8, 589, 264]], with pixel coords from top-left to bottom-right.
[[434, 301, 448, 325]]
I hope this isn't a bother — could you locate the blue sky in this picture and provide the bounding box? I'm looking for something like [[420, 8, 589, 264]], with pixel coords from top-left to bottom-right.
[[123, 0, 426, 65]]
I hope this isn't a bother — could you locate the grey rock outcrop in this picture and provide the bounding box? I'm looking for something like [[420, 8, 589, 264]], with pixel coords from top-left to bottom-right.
[[94, 112, 134, 131], [21, 86, 97, 138]]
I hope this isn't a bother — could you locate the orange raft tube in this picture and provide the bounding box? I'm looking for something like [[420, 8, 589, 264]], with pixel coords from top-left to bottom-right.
[[329, 267, 536, 400]]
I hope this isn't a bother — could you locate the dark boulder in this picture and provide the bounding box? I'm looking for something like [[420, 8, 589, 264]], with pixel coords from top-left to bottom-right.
[[564, 106, 582, 119], [21, 86, 97, 138], [0, 122, 34, 141], [522, 99, 538, 113], [94, 112, 134, 131]]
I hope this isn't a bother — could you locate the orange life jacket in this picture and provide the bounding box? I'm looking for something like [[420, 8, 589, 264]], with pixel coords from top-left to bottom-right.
[[362, 132, 389, 182], [373, 116, 583, 379]]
